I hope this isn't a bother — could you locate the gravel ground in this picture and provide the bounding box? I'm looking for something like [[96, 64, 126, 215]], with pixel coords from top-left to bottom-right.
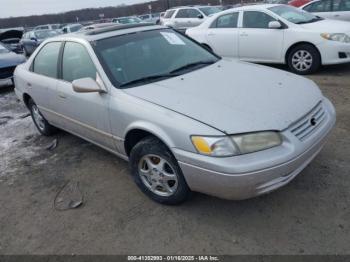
[[0, 64, 349, 255]]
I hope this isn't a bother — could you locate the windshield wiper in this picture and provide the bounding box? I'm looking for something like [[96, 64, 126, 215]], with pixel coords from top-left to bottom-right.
[[120, 73, 179, 88], [169, 60, 217, 74]]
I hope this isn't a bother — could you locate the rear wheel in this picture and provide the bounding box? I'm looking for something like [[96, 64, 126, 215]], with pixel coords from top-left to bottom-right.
[[28, 99, 57, 136], [287, 44, 321, 75], [129, 136, 191, 205]]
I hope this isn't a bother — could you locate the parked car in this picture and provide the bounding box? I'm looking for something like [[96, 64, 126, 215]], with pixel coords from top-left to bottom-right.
[[289, 0, 311, 7], [301, 0, 350, 21], [0, 43, 25, 85], [34, 24, 60, 31], [81, 23, 116, 31], [186, 4, 350, 74], [0, 30, 24, 54], [139, 13, 161, 24], [20, 30, 61, 57], [14, 24, 335, 204], [61, 24, 83, 34], [161, 6, 223, 30], [112, 16, 143, 24]]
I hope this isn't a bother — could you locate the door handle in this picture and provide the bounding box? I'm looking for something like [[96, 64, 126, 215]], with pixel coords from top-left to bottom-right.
[[208, 33, 215, 36], [58, 93, 67, 99], [240, 32, 248, 37], [334, 14, 340, 17]]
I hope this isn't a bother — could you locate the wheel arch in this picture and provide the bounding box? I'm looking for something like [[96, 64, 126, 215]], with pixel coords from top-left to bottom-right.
[[285, 41, 322, 64], [22, 93, 32, 109], [123, 123, 176, 157]]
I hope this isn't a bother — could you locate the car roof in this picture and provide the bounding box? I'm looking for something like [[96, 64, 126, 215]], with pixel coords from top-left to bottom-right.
[[216, 3, 281, 13], [232, 3, 280, 10], [48, 24, 165, 43]]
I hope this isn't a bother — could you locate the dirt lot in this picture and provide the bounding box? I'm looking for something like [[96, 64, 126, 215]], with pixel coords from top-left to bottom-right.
[[0, 64, 349, 255]]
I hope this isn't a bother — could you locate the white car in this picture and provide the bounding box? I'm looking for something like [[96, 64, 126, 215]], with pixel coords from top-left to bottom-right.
[[186, 4, 350, 74], [161, 6, 223, 30], [301, 0, 350, 22]]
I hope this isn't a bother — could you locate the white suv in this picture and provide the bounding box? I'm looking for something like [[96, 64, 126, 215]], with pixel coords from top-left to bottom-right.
[[161, 6, 223, 30]]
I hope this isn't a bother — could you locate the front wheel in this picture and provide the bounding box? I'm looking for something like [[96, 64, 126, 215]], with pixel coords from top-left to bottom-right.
[[287, 44, 321, 75], [129, 137, 191, 205], [28, 99, 57, 136]]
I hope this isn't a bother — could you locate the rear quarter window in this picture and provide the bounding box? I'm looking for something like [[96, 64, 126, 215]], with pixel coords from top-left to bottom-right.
[[32, 42, 61, 78]]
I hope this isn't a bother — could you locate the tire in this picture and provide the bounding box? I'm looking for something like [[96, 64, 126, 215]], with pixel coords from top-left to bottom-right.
[[287, 44, 321, 75], [28, 99, 57, 136], [129, 136, 191, 205]]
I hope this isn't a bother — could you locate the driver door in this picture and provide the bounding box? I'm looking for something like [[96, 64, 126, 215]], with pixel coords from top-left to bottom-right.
[[54, 41, 114, 150]]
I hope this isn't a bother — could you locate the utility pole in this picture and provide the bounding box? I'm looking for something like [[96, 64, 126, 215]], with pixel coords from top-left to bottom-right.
[[166, 0, 170, 9]]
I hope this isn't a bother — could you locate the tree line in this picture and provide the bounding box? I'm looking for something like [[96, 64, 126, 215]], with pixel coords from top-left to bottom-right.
[[0, 0, 244, 29]]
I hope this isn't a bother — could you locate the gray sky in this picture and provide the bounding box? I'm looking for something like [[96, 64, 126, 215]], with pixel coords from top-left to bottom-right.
[[0, 0, 148, 18]]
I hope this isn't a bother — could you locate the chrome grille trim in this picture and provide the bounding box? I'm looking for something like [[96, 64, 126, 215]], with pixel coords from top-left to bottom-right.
[[290, 101, 326, 141]]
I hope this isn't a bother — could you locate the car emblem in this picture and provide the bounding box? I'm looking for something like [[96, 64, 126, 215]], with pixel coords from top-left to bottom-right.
[[310, 118, 317, 126]]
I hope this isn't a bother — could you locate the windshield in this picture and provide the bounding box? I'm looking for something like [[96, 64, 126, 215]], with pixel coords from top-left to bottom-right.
[[0, 44, 10, 54], [93, 29, 219, 88], [269, 5, 323, 24], [199, 6, 223, 16], [35, 30, 59, 39], [117, 17, 142, 24]]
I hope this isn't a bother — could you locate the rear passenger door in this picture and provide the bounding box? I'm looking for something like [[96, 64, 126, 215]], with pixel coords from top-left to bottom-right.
[[55, 41, 114, 149], [206, 12, 240, 57], [238, 11, 284, 62], [27, 42, 62, 125]]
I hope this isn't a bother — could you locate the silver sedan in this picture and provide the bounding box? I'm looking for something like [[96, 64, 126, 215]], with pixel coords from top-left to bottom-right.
[[14, 24, 336, 204]]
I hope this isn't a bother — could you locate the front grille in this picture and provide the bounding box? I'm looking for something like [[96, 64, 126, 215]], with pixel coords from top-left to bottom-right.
[[0, 66, 16, 80], [290, 101, 326, 141]]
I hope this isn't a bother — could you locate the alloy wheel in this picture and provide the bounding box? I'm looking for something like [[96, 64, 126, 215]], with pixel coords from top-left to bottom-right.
[[32, 104, 45, 131], [138, 154, 178, 197], [291, 50, 313, 72]]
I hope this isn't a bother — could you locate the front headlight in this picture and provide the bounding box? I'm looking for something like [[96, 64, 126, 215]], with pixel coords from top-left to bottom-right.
[[321, 33, 350, 43], [230, 131, 282, 154], [191, 131, 282, 157]]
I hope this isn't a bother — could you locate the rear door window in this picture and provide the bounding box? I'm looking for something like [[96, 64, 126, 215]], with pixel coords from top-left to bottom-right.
[[176, 9, 190, 18], [164, 10, 176, 18], [212, 13, 239, 28], [33, 42, 61, 78]]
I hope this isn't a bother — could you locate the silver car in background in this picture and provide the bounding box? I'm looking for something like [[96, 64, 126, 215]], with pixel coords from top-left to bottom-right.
[[14, 24, 336, 204]]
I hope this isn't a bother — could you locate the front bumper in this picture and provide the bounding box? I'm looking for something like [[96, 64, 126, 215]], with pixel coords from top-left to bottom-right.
[[173, 98, 336, 200], [0, 66, 16, 80], [317, 40, 350, 65]]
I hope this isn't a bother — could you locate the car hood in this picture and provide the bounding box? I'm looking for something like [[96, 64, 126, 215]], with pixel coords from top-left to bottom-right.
[[124, 59, 323, 134], [0, 52, 26, 68], [300, 19, 350, 33], [0, 30, 23, 42]]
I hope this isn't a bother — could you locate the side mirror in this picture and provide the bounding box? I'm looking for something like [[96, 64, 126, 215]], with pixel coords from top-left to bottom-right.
[[72, 77, 107, 93], [197, 14, 204, 19], [30, 37, 37, 41], [268, 21, 282, 29]]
